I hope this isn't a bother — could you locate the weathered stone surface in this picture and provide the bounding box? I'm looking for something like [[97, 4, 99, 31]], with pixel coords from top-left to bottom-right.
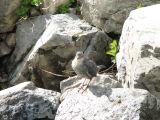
[[0, 0, 22, 33], [117, 4, 160, 98], [5, 33, 16, 49], [0, 81, 60, 120], [60, 74, 121, 94], [30, 8, 41, 17], [7, 14, 111, 91], [40, 0, 69, 14], [81, 0, 157, 34], [0, 41, 11, 57], [56, 87, 160, 120]]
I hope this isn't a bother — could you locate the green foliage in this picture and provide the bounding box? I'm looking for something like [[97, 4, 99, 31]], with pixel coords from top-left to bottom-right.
[[136, 4, 142, 9], [58, 0, 76, 13], [31, 0, 43, 6], [76, 6, 81, 12], [17, 5, 30, 17], [17, 0, 43, 17], [106, 40, 118, 63]]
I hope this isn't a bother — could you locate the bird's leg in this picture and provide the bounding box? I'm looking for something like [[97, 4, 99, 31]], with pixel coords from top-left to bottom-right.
[[82, 79, 91, 93], [79, 78, 91, 93], [78, 78, 87, 92]]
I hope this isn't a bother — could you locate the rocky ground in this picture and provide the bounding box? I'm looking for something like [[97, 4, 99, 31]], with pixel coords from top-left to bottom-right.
[[0, 0, 160, 120]]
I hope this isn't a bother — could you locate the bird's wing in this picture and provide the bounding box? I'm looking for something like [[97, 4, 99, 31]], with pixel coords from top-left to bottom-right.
[[83, 58, 98, 78]]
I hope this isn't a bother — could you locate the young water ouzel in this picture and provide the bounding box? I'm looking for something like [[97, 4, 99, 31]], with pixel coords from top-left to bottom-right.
[[72, 51, 98, 92]]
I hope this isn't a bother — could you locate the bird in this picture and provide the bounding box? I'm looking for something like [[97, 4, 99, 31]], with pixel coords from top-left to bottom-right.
[[72, 51, 98, 92]]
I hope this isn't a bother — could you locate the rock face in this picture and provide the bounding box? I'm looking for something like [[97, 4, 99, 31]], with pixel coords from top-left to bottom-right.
[[0, 81, 60, 120], [0, 33, 16, 58], [40, 0, 69, 14], [117, 4, 160, 98], [7, 14, 111, 91], [81, 0, 157, 34], [0, 0, 22, 33], [0, 41, 11, 58], [56, 75, 160, 120], [60, 74, 121, 94]]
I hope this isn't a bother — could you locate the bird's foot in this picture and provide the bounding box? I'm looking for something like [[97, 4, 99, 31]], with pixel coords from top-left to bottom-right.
[[78, 85, 88, 93], [78, 79, 91, 93]]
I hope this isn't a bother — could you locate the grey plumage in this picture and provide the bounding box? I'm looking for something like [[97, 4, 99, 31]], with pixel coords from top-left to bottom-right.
[[72, 51, 98, 79]]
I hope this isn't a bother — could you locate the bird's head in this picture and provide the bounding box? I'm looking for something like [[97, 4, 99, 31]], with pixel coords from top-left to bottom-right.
[[75, 51, 84, 59]]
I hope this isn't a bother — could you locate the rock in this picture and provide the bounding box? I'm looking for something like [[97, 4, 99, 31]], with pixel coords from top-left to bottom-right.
[[117, 4, 160, 98], [60, 74, 121, 94], [0, 81, 60, 120], [0, 73, 8, 83], [69, 8, 76, 15], [7, 14, 111, 91], [0, 41, 11, 57], [5, 33, 16, 49], [0, 34, 7, 40], [0, 0, 22, 33], [55, 87, 160, 120], [81, 0, 157, 34], [30, 8, 41, 17], [40, 0, 69, 14]]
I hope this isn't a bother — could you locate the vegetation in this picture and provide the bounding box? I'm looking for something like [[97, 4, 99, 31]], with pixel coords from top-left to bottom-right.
[[17, 0, 43, 17], [57, 0, 76, 14], [106, 40, 118, 63], [75, 6, 81, 13], [136, 4, 142, 9]]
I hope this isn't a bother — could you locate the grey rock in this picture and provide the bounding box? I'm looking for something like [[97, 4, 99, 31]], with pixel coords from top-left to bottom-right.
[[117, 4, 160, 98], [0, 41, 11, 57], [0, 81, 60, 120], [81, 0, 157, 34], [0, 74, 7, 83], [0, 34, 7, 40], [60, 74, 121, 96], [7, 14, 111, 90], [5, 33, 16, 49], [56, 88, 160, 120], [69, 8, 77, 15], [30, 8, 40, 17], [10, 15, 49, 65], [0, 0, 22, 33]]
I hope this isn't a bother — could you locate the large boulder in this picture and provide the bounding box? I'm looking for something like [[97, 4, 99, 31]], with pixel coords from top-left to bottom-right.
[[0, 0, 22, 33], [60, 74, 122, 94], [0, 81, 60, 120], [117, 5, 160, 98], [81, 0, 158, 34], [0, 33, 16, 59], [56, 77, 160, 120], [0, 41, 11, 58], [7, 14, 111, 91]]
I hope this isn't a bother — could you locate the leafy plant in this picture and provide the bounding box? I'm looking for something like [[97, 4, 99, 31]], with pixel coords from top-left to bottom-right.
[[31, 0, 43, 6], [106, 40, 118, 63], [17, 0, 43, 17], [17, 5, 30, 17], [76, 6, 81, 12], [57, 0, 76, 14], [136, 4, 142, 9]]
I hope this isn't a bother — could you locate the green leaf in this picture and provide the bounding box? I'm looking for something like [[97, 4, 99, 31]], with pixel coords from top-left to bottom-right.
[[31, 0, 42, 6], [17, 5, 30, 17], [17, 0, 43, 17], [57, 0, 76, 13], [22, 0, 31, 5], [106, 40, 118, 63], [136, 4, 142, 9]]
